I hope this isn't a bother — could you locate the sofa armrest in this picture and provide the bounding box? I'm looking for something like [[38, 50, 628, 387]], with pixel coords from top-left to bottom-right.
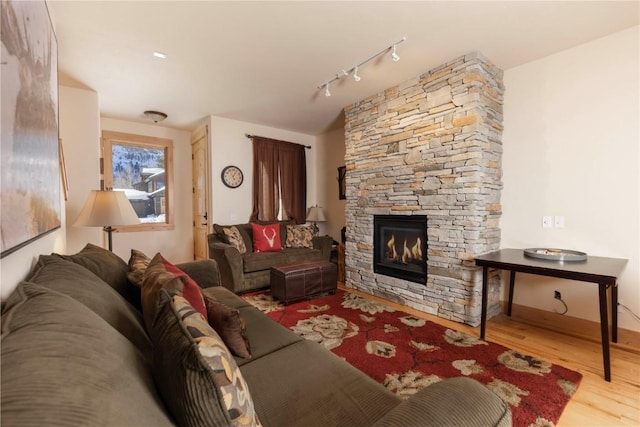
[[207, 234, 244, 293], [312, 235, 332, 260], [372, 377, 511, 427], [176, 259, 221, 289]]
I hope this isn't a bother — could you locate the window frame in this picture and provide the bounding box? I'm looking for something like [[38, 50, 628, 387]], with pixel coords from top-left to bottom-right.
[[101, 130, 175, 232]]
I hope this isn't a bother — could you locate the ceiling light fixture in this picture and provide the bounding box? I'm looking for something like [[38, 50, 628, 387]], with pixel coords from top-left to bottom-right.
[[153, 51, 168, 59], [353, 66, 361, 82], [318, 36, 406, 96], [391, 44, 400, 62], [143, 110, 167, 123]]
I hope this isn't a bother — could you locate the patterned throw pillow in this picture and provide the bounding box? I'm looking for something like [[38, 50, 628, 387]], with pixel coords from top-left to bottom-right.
[[251, 223, 283, 253], [152, 290, 262, 427], [140, 253, 208, 331], [285, 224, 315, 248], [205, 295, 251, 359], [127, 249, 151, 287], [223, 226, 247, 254]]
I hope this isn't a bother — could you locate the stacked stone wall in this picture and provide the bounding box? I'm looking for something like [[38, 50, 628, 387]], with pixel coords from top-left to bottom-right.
[[343, 52, 504, 326]]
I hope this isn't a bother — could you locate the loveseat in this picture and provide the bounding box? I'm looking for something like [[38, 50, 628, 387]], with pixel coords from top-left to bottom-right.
[[1, 243, 512, 426], [209, 220, 332, 293]]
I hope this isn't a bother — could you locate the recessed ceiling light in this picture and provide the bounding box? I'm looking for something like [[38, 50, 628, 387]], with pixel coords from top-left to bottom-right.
[[153, 51, 167, 59]]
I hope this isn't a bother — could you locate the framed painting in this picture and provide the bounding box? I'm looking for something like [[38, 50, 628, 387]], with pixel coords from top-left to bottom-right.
[[1, 0, 60, 258]]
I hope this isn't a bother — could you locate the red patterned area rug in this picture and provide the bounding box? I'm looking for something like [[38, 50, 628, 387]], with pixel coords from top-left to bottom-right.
[[243, 289, 582, 427]]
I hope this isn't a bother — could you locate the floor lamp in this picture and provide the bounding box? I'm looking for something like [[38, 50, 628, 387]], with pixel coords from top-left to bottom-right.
[[74, 189, 140, 251]]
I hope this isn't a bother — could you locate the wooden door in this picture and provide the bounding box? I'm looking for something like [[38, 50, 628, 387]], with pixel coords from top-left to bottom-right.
[[191, 125, 209, 260]]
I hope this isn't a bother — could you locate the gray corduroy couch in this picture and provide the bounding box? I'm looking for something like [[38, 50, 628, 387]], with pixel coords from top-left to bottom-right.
[[1, 244, 511, 426]]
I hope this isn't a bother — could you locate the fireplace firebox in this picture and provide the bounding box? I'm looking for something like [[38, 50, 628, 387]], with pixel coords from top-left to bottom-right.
[[373, 215, 427, 284]]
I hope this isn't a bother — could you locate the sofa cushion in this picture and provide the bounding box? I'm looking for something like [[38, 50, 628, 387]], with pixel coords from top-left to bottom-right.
[[128, 248, 152, 287], [151, 290, 261, 427], [240, 339, 400, 427], [140, 253, 187, 331], [1, 282, 174, 426], [252, 223, 283, 253], [215, 223, 254, 253], [285, 224, 314, 248], [53, 243, 139, 307], [283, 247, 324, 264], [27, 254, 151, 355], [159, 255, 208, 320], [243, 250, 288, 273], [205, 296, 251, 359], [223, 226, 248, 254], [202, 286, 253, 310]]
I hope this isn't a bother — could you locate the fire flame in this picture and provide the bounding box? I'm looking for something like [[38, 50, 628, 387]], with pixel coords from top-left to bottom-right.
[[387, 234, 398, 260], [386, 234, 422, 265]]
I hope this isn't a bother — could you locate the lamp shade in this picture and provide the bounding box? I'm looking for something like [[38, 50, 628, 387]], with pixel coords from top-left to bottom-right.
[[75, 190, 140, 227], [306, 206, 326, 222]]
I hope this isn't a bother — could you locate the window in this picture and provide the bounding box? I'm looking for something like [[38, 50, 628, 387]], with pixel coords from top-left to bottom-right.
[[102, 131, 174, 231]]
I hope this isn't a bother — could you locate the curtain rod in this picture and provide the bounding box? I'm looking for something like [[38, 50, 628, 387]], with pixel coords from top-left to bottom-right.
[[245, 133, 311, 149]]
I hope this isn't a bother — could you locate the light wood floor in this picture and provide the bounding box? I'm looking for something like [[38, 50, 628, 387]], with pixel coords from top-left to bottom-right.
[[340, 285, 640, 426]]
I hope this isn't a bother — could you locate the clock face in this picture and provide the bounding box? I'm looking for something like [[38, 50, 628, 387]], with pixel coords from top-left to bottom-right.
[[221, 165, 243, 188]]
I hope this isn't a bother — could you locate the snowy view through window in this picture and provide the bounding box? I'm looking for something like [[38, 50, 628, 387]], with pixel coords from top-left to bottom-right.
[[112, 144, 166, 223]]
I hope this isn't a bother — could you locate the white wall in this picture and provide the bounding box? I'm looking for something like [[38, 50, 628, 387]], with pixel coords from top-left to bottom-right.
[[0, 84, 96, 299], [502, 26, 639, 332], [316, 127, 346, 242], [207, 116, 317, 226], [100, 118, 194, 264]]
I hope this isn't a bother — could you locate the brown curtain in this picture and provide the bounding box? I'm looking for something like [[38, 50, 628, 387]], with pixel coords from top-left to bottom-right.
[[250, 136, 307, 224], [278, 141, 306, 224], [250, 137, 280, 222]]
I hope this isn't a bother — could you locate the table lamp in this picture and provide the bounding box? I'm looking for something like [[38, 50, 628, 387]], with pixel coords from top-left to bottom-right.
[[74, 189, 140, 251], [306, 206, 326, 236]]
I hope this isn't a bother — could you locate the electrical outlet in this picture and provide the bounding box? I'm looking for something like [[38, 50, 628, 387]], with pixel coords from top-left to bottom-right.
[[554, 216, 565, 228], [618, 299, 624, 313], [542, 216, 553, 228], [554, 290, 561, 300]]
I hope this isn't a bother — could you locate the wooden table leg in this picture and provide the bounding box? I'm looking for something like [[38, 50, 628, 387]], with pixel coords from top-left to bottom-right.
[[611, 283, 618, 343], [507, 271, 516, 316], [480, 266, 488, 339], [598, 283, 611, 382]]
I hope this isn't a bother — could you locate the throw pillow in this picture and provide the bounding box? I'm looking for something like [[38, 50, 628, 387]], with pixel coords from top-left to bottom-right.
[[151, 290, 262, 427], [140, 253, 208, 331], [285, 224, 315, 248], [251, 223, 283, 253], [223, 226, 247, 254], [205, 295, 251, 359], [127, 249, 151, 287]]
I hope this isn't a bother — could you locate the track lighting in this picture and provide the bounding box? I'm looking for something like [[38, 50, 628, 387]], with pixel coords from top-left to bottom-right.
[[391, 45, 400, 62], [353, 66, 361, 82], [317, 36, 405, 96]]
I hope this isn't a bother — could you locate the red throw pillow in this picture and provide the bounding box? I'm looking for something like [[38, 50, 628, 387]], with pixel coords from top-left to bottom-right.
[[160, 256, 208, 321], [251, 223, 283, 253]]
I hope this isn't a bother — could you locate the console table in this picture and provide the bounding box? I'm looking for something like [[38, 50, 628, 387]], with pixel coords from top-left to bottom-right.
[[475, 248, 627, 381]]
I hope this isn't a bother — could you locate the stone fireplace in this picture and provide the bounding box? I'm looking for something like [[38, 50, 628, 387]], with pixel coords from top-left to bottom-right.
[[343, 52, 504, 326]]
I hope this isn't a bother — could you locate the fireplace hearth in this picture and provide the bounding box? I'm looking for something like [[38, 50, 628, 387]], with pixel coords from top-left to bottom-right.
[[373, 215, 427, 284]]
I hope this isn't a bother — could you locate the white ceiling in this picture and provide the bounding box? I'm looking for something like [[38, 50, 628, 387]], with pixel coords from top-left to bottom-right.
[[48, 1, 639, 135]]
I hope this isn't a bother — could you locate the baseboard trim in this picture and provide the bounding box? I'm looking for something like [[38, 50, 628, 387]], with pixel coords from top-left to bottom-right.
[[504, 302, 640, 354]]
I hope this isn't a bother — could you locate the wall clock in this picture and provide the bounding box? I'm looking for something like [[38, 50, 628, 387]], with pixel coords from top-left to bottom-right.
[[221, 165, 243, 188]]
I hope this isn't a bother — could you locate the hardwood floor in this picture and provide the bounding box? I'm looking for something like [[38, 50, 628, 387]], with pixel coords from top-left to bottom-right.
[[340, 285, 640, 426]]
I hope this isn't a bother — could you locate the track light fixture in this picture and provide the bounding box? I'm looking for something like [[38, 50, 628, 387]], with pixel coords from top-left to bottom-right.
[[318, 36, 406, 96], [391, 44, 400, 62]]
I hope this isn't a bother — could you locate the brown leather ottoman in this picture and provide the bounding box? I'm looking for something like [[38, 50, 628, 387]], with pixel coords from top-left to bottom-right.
[[270, 260, 337, 305]]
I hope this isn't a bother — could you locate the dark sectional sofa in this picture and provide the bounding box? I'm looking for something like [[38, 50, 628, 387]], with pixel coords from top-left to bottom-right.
[[209, 220, 333, 293], [1, 244, 512, 426]]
